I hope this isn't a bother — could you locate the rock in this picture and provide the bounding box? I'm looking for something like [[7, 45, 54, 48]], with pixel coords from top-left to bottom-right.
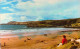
[[70, 46, 78, 49], [71, 43, 74, 45], [44, 34, 47, 36], [67, 39, 71, 42], [75, 39, 80, 43], [24, 40, 26, 42], [27, 38, 31, 40], [41, 41, 44, 42], [71, 39, 75, 42]]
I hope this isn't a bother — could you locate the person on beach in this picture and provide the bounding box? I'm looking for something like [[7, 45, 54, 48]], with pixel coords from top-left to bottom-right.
[[57, 35, 67, 47], [62, 35, 67, 45]]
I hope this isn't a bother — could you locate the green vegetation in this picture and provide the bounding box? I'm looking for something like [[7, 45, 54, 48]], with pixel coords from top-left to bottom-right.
[[71, 23, 80, 27], [1, 18, 80, 28], [56, 42, 72, 49], [70, 31, 80, 39], [52, 31, 80, 49]]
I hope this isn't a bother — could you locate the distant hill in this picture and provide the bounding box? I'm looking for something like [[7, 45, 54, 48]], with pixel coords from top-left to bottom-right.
[[1, 18, 80, 28]]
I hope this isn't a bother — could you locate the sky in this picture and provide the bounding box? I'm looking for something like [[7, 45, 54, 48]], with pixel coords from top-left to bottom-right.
[[0, 0, 80, 24]]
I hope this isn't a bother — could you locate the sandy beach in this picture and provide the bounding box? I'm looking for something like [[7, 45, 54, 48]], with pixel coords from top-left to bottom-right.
[[1, 30, 80, 49], [1, 34, 59, 49]]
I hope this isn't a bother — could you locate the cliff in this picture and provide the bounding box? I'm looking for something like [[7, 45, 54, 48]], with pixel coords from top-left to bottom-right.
[[2, 18, 80, 28]]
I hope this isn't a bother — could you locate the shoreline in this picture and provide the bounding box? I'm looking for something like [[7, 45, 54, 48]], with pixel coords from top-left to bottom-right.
[[0, 24, 80, 28], [0, 28, 80, 38], [1, 30, 80, 49]]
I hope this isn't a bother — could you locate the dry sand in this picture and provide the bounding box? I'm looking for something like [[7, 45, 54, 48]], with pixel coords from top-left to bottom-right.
[[1, 33, 72, 49], [1, 30, 80, 49]]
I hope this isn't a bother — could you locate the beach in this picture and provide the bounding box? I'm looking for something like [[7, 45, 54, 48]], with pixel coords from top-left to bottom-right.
[[1, 29, 80, 49], [1, 35, 63, 49], [1, 33, 59, 49]]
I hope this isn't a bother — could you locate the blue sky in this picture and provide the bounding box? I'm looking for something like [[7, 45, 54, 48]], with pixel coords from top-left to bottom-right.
[[0, 0, 80, 24]]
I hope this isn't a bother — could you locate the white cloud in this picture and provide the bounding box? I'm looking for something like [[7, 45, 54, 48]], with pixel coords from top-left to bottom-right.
[[15, 0, 62, 9], [0, 0, 80, 23], [0, 0, 7, 2], [58, 5, 80, 17], [2, 7, 9, 9], [13, 0, 80, 16], [33, 0, 64, 4], [2, 7, 15, 12], [0, 0, 19, 5], [0, 13, 13, 23], [35, 16, 43, 21], [20, 16, 27, 20]]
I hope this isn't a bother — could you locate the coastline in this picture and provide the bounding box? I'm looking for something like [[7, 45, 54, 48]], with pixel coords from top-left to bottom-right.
[[1, 29, 80, 49], [0, 28, 80, 38]]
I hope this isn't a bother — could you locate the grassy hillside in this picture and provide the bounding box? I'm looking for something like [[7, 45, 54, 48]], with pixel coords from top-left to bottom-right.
[[4, 18, 80, 28]]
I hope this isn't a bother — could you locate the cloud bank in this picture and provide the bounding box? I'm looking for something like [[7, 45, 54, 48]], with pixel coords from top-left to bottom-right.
[[0, 0, 80, 23]]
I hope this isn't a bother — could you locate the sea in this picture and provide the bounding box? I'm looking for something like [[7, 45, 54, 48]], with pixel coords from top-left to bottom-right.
[[0, 25, 79, 38]]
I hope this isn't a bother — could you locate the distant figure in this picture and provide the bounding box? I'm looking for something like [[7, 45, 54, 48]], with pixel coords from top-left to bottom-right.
[[57, 35, 67, 47], [62, 35, 67, 45], [4, 42, 6, 46]]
